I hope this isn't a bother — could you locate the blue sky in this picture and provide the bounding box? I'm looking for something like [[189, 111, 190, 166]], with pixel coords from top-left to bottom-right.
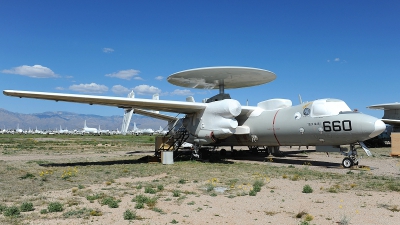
[[1, 0, 399, 119]]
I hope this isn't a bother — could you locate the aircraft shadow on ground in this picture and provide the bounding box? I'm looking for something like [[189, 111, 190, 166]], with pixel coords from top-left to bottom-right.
[[39, 157, 149, 167], [39, 150, 340, 168], [223, 150, 341, 168]]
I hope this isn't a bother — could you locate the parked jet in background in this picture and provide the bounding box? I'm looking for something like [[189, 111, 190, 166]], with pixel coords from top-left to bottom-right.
[[98, 125, 110, 135], [82, 120, 98, 135], [15, 124, 23, 134], [34, 127, 43, 135], [155, 126, 168, 135], [132, 122, 143, 135], [58, 126, 69, 134]]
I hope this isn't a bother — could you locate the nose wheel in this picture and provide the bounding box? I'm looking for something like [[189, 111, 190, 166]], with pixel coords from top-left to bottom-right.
[[340, 144, 361, 168], [342, 155, 358, 168]]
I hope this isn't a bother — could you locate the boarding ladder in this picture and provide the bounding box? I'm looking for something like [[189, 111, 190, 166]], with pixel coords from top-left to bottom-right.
[[155, 124, 190, 156]]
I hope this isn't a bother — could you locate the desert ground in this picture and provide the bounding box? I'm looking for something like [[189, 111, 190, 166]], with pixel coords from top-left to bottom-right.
[[0, 135, 399, 225]]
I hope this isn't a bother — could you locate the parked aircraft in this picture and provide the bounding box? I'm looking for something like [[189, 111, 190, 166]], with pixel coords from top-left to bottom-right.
[[58, 125, 69, 134], [34, 127, 43, 135], [15, 124, 24, 134], [98, 125, 110, 135], [131, 122, 142, 135], [367, 103, 400, 131], [133, 122, 155, 135], [3, 66, 386, 167], [82, 120, 98, 135], [155, 126, 168, 135]]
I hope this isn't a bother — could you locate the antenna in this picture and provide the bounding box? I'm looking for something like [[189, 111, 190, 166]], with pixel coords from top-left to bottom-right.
[[298, 94, 303, 104]]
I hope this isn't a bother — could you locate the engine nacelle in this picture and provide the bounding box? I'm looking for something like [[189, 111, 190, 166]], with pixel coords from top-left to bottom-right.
[[192, 99, 242, 145], [194, 128, 234, 144]]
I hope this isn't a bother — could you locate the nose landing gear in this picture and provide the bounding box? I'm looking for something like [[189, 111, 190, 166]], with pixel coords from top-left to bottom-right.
[[341, 142, 370, 168]]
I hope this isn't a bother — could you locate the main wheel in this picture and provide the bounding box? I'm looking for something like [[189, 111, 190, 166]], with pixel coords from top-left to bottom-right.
[[342, 157, 354, 168]]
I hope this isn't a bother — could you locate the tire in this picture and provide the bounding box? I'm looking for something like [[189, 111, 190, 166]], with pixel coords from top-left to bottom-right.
[[342, 157, 354, 168]]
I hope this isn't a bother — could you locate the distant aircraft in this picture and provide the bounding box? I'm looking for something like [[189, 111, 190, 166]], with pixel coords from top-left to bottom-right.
[[98, 125, 110, 135], [82, 120, 98, 135], [132, 122, 154, 135], [155, 126, 168, 135], [3, 66, 385, 168], [34, 127, 43, 135], [131, 122, 143, 135], [58, 125, 69, 134], [15, 124, 23, 134], [113, 128, 122, 135]]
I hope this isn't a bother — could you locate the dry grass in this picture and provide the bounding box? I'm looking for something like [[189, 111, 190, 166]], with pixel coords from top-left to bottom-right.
[[0, 134, 399, 224]]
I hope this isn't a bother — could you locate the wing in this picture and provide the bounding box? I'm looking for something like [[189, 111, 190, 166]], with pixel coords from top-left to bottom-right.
[[3, 90, 206, 114]]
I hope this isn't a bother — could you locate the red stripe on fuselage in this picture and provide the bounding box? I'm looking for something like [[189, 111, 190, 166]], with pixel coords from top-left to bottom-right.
[[273, 110, 281, 145]]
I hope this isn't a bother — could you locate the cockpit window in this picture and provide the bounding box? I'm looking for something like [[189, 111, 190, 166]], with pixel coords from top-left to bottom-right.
[[310, 99, 351, 117]]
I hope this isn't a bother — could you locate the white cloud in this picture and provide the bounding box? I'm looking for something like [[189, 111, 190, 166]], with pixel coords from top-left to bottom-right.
[[103, 48, 114, 53], [155, 76, 163, 80], [69, 83, 108, 93], [133, 84, 161, 95], [55, 87, 65, 90], [133, 76, 144, 80], [1, 65, 59, 78], [105, 69, 140, 80], [170, 89, 193, 96], [334, 58, 340, 62], [111, 85, 131, 95]]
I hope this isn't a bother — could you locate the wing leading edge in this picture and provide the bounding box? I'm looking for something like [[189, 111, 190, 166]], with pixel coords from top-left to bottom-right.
[[3, 90, 206, 114]]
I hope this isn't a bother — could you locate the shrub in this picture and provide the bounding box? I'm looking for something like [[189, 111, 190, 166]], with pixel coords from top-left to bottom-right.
[[101, 197, 119, 208], [302, 185, 313, 193], [146, 197, 158, 209], [48, 202, 64, 212], [20, 202, 34, 212], [40, 209, 48, 214], [0, 204, 7, 213], [19, 172, 35, 180], [133, 194, 149, 204], [145, 186, 156, 194], [123, 209, 137, 220], [178, 179, 186, 184], [253, 180, 264, 192], [135, 202, 144, 209], [4, 206, 20, 217], [86, 193, 104, 202], [249, 190, 257, 196], [172, 190, 181, 197]]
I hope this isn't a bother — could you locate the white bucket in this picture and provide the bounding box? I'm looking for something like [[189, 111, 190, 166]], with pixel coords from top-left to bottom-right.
[[161, 151, 174, 165]]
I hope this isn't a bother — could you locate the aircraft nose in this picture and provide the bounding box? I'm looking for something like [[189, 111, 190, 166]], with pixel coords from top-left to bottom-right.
[[369, 119, 386, 138]]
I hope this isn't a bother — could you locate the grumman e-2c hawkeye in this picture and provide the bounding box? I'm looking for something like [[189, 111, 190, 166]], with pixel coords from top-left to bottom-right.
[[3, 67, 385, 168]]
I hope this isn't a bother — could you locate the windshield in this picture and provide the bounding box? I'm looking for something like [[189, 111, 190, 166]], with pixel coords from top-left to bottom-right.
[[310, 99, 351, 117]]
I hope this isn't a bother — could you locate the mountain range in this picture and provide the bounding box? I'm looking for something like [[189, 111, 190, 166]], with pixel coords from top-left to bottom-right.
[[0, 108, 167, 131]]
